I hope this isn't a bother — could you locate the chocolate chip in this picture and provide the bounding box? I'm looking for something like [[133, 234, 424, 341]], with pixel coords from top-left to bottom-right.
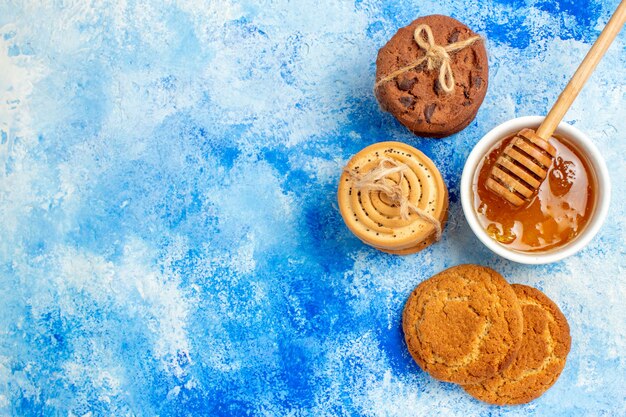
[[463, 88, 471, 99], [424, 103, 436, 123], [472, 75, 483, 89], [433, 80, 442, 96], [471, 50, 479, 65], [448, 30, 461, 43], [397, 76, 416, 91], [399, 96, 415, 108], [462, 100, 472, 106]]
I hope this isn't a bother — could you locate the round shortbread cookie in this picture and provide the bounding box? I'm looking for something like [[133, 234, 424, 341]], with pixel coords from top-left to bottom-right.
[[462, 284, 571, 405], [402, 265, 524, 384], [377, 207, 449, 255], [337, 141, 448, 253]]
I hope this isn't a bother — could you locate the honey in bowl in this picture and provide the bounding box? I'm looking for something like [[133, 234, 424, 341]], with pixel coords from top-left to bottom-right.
[[473, 132, 596, 252]]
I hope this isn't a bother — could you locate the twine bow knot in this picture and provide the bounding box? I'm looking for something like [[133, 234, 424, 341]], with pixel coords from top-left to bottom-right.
[[348, 157, 442, 240], [375, 24, 482, 94]]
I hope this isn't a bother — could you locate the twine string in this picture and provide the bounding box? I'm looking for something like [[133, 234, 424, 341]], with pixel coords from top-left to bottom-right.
[[348, 157, 442, 240], [375, 24, 481, 94]]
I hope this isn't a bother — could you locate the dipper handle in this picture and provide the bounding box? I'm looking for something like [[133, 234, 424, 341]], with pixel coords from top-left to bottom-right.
[[536, 0, 626, 139]]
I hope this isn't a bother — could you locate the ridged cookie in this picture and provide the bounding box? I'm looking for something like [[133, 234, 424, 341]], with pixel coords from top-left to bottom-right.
[[403, 265, 524, 384], [337, 141, 448, 254], [378, 207, 449, 255], [463, 284, 571, 405]]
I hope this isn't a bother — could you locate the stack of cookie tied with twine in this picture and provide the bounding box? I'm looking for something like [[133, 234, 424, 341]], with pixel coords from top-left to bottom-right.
[[337, 142, 448, 255], [374, 14, 489, 138], [403, 265, 571, 405]]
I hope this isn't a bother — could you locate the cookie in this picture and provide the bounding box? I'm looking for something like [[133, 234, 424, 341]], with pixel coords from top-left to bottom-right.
[[375, 15, 488, 138], [377, 207, 448, 255], [463, 284, 571, 405], [402, 265, 523, 384], [337, 141, 448, 254]]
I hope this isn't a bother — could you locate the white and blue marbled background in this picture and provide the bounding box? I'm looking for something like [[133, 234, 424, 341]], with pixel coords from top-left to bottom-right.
[[0, 0, 625, 415]]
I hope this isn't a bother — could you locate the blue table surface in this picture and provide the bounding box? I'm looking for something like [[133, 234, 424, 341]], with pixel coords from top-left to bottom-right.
[[1, 1, 625, 416]]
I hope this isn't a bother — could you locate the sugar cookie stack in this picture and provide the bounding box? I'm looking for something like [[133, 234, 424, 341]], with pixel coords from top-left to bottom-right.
[[337, 142, 448, 255], [403, 264, 571, 405]]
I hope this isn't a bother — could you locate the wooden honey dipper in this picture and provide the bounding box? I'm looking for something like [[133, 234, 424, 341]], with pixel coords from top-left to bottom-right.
[[487, 0, 626, 206]]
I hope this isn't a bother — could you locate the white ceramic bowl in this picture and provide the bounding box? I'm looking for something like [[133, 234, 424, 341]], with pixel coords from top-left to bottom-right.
[[461, 116, 611, 264]]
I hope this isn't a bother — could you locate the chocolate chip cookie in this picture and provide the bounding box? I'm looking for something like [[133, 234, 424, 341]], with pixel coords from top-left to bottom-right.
[[375, 15, 488, 138]]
